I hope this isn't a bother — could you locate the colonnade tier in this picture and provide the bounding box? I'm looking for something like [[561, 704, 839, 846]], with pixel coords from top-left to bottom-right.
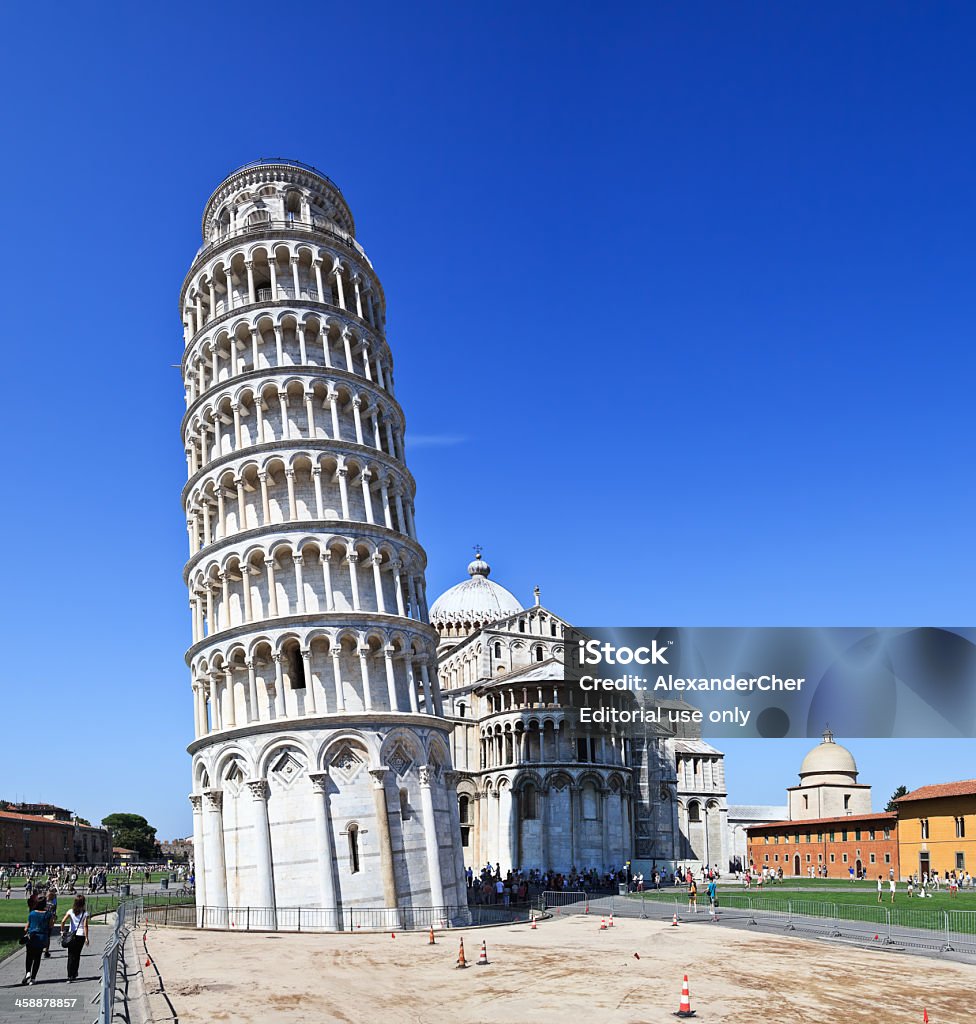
[[183, 448, 419, 559], [186, 624, 443, 741], [184, 535, 433, 644], [182, 373, 405, 474], [182, 309, 394, 409], [181, 237, 385, 344], [478, 716, 633, 770]]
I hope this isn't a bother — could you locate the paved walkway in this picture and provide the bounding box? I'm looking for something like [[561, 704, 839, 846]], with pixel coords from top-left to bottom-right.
[[0, 923, 109, 1024]]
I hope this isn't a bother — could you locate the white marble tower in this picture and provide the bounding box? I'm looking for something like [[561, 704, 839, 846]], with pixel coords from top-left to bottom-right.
[[180, 159, 465, 926]]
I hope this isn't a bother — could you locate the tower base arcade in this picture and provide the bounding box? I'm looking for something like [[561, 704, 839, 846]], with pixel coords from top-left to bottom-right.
[[189, 717, 466, 923]]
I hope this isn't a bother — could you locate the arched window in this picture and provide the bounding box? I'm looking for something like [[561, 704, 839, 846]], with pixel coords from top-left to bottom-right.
[[518, 619, 526, 633], [458, 795, 470, 824], [347, 825, 360, 873], [551, 622, 558, 636], [687, 801, 701, 823], [581, 781, 598, 820], [535, 645, 544, 662], [494, 642, 502, 659], [399, 788, 411, 821], [521, 784, 537, 820], [457, 702, 467, 718]]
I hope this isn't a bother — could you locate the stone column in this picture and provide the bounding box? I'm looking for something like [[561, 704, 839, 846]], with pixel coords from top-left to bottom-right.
[[189, 794, 207, 925], [358, 645, 373, 710], [294, 555, 306, 614], [202, 789, 228, 915], [241, 566, 253, 623], [245, 659, 258, 723], [383, 646, 398, 711], [245, 779, 276, 926], [303, 651, 317, 716], [419, 766, 446, 911], [331, 648, 346, 711], [309, 772, 338, 927], [272, 654, 286, 719], [443, 770, 466, 906], [369, 769, 398, 907]]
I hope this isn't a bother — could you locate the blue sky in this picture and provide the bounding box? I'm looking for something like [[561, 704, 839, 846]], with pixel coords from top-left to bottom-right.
[[1, 4, 974, 840]]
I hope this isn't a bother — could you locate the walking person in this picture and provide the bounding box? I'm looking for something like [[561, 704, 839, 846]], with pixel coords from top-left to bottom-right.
[[44, 889, 58, 958], [21, 895, 52, 986], [61, 895, 90, 983], [687, 878, 698, 913], [889, 877, 897, 904], [877, 875, 883, 902]]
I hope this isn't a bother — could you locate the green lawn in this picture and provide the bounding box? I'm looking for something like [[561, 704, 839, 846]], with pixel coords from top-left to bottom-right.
[[0, 939, 19, 964], [0, 892, 193, 925]]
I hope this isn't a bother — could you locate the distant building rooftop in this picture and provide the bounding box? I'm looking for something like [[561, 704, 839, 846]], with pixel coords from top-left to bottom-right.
[[896, 779, 976, 803]]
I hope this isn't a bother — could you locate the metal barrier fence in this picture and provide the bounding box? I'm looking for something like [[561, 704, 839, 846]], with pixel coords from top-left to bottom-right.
[[540, 891, 589, 912], [100, 898, 142, 1024], [142, 901, 537, 932], [623, 892, 976, 955]]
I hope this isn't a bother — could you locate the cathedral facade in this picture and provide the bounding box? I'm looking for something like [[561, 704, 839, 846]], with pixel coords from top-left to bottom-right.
[[431, 554, 730, 875]]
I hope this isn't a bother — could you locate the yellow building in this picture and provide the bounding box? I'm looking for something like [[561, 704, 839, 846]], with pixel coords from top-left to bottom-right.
[[895, 780, 976, 880]]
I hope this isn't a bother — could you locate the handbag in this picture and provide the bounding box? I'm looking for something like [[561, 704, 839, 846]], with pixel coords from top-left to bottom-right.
[[18, 933, 28, 946], [60, 927, 71, 948]]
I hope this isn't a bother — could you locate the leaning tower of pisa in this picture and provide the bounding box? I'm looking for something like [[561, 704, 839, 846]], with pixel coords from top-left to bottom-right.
[[179, 159, 465, 926]]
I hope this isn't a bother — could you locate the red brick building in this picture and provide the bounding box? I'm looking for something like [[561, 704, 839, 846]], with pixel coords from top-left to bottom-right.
[[0, 810, 112, 866], [746, 811, 899, 879]]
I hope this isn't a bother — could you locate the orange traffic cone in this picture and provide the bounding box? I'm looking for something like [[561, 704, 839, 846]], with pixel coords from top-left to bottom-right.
[[428, 926, 436, 945], [671, 912, 679, 927], [456, 937, 469, 969], [599, 916, 607, 930], [476, 939, 490, 966], [609, 913, 614, 928], [673, 974, 696, 1018], [530, 914, 537, 930]]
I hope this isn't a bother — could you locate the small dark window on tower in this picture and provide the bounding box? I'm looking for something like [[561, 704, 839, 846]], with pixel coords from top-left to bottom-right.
[[535, 646, 544, 662], [348, 825, 360, 873], [399, 788, 411, 821], [459, 795, 470, 824], [288, 647, 306, 688], [494, 643, 502, 659]]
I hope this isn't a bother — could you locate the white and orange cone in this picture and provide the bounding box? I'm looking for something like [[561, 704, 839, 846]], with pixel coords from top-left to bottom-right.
[[428, 926, 436, 945], [476, 939, 490, 966], [671, 912, 679, 927], [672, 974, 696, 1018], [599, 916, 607, 930], [609, 913, 614, 928], [456, 937, 469, 969], [530, 914, 537, 930]]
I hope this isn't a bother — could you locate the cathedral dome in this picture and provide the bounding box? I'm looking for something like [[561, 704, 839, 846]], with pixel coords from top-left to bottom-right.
[[430, 552, 523, 625], [798, 729, 859, 785]]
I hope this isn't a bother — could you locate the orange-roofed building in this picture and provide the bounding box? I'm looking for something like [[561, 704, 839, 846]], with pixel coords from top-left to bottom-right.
[[895, 780, 976, 881]]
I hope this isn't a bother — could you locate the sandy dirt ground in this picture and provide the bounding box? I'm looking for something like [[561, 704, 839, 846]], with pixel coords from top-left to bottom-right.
[[141, 914, 973, 1023]]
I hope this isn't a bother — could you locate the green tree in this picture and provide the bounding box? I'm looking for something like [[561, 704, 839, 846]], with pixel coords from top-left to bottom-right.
[[101, 813, 158, 859], [885, 785, 909, 811]]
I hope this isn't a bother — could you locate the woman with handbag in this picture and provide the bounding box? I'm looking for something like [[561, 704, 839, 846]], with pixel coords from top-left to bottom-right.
[[21, 895, 52, 985], [60, 895, 89, 982]]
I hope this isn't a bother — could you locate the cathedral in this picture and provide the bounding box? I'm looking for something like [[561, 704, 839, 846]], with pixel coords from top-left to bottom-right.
[[430, 553, 730, 876]]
